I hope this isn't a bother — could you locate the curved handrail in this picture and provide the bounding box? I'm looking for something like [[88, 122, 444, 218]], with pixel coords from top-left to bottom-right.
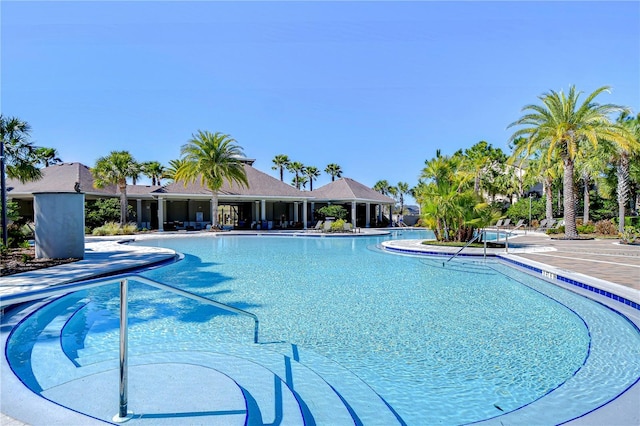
[[443, 230, 484, 266], [0, 273, 260, 343], [2, 273, 260, 421]]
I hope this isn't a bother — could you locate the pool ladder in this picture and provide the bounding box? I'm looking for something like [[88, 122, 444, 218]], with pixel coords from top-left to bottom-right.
[[0, 274, 260, 423], [442, 229, 509, 266]]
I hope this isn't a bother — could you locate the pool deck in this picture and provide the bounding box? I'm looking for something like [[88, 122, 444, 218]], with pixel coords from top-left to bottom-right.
[[1, 229, 639, 425]]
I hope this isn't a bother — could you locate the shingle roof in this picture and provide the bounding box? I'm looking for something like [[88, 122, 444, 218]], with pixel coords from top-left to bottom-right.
[[154, 163, 310, 199], [6, 162, 117, 196], [309, 178, 395, 203]]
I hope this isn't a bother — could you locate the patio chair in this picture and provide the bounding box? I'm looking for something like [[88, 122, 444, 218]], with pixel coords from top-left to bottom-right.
[[501, 218, 511, 228], [310, 221, 324, 232], [493, 219, 504, 228], [323, 221, 333, 232], [511, 219, 526, 230], [537, 219, 555, 231], [343, 223, 353, 233]]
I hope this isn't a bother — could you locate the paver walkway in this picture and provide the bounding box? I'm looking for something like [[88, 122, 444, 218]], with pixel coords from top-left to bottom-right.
[[508, 232, 640, 290]]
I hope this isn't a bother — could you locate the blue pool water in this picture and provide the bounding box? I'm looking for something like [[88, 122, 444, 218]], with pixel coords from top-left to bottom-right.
[[7, 230, 640, 424]]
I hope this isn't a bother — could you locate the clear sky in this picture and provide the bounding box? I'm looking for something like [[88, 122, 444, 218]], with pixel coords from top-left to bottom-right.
[[2, 1, 638, 204]]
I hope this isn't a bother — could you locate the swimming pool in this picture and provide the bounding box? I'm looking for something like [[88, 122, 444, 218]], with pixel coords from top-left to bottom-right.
[[5, 230, 640, 424]]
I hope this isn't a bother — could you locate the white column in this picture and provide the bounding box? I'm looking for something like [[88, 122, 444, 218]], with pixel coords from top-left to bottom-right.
[[261, 199, 266, 221], [303, 199, 308, 229], [311, 202, 315, 222], [157, 197, 164, 231], [365, 202, 371, 228], [351, 201, 357, 228], [136, 199, 142, 227], [378, 204, 383, 223], [293, 202, 299, 222]]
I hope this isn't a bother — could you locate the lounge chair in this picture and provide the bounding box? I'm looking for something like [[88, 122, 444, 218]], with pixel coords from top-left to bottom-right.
[[343, 223, 353, 233], [537, 219, 555, 231], [493, 219, 504, 228], [511, 219, 526, 230], [323, 221, 333, 232], [501, 218, 511, 228], [310, 221, 324, 232]]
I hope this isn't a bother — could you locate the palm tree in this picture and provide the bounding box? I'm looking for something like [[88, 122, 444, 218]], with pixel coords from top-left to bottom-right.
[[0, 115, 41, 182], [304, 166, 321, 191], [143, 161, 166, 186], [34, 147, 62, 168], [175, 131, 248, 228], [164, 159, 186, 183], [395, 181, 410, 221], [271, 154, 290, 182], [612, 112, 640, 232], [325, 163, 342, 181], [1, 115, 41, 245], [294, 175, 309, 190], [92, 151, 139, 225], [373, 180, 391, 195], [508, 85, 633, 238], [287, 161, 305, 189]]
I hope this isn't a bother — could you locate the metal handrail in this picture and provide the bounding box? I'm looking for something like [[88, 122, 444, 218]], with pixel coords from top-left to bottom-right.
[[1, 273, 260, 422], [0, 274, 260, 343], [443, 230, 485, 266]]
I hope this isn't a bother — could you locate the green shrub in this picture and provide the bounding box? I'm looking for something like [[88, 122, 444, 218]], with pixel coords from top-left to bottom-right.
[[547, 226, 564, 235], [577, 224, 595, 234], [595, 219, 617, 235], [624, 217, 640, 228], [330, 218, 346, 232], [620, 226, 638, 244], [506, 197, 545, 223], [317, 205, 348, 220], [92, 222, 138, 236]]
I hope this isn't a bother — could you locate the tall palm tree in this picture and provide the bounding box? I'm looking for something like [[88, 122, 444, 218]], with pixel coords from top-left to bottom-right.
[[143, 161, 166, 186], [271, 154, 290, 182], [175, 131, 248, 228], [287, 161, 305, 189], [1, 115, 41, 245], [325, 163, 342, 181], [34, 147, 62, 168], [0, 115, 41, 182], [373, 180, 391, 195], [304, 166, 321, 191], [612, 111, 640, 232], [508, 85, 632, 238], [395, 181, 410, 220], [164, 159, 187, 183], [93, 151, 139, 225], [294, 175, 309, 190]]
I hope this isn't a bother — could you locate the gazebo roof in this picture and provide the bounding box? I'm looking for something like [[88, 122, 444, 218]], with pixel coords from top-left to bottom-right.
[[309, 178, 395, 204], [6, 162, 117, 197], [154, 163, 310, 199]]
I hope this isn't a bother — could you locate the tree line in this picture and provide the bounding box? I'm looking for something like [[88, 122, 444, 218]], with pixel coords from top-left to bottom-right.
[[3, 84, 639, 243]]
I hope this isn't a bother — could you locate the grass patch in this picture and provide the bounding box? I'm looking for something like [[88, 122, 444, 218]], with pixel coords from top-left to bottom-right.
[[421, 240, 498, 248]]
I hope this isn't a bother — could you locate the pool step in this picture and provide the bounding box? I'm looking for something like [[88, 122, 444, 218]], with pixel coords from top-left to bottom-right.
[[14, 298, 405, 425]]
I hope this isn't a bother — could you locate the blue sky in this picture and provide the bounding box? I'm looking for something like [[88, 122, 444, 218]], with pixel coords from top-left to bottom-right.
[[2, 1, 638, 204]]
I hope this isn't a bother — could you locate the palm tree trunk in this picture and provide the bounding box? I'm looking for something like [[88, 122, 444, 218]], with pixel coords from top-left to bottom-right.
[[617, 153, 630, 233], [563, 159, 578, 238], [119, 185, 128, 226], [211, 192, 219, 227], [583, 174, 590, 223], [544, 176, 553, 222]]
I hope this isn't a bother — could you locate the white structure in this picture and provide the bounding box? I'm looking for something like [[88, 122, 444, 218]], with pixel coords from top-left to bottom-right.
[[34, 192, 85, 259]]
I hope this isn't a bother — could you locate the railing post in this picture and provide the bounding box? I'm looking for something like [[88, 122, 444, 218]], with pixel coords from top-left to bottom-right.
[[483, 229, 487, 259], [113, 278, 132, 422], [505, 232, 509, 254]]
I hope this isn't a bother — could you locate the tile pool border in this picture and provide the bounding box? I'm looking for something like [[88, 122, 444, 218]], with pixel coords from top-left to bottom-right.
[[497, 255, 640, 312], [381, 244, 640, 312]]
